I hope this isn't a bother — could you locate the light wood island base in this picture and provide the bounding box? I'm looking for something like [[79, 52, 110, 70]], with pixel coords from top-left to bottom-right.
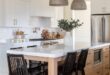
[[24, 55, 65, 75]]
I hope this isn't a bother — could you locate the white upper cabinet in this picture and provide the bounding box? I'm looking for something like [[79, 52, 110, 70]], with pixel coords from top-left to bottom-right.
[[29, 0, 56, 17], [29, 0, 64, 27], [91, 0, 110, 14], [1, 0, 64, 27], [4, 0, 30, 27]]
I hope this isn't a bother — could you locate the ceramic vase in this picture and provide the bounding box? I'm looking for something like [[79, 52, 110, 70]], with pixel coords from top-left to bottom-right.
[[64, 31, 73, 48]]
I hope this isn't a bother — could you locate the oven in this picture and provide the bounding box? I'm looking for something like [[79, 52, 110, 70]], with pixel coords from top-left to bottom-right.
[[94, 49, 102, 64]]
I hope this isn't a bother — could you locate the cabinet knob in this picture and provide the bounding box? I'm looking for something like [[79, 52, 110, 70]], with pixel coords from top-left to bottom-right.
[[105, 55, 108, 58]]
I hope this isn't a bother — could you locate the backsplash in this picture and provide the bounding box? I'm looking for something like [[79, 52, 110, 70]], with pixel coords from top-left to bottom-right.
[[0, 27, 65, 43]]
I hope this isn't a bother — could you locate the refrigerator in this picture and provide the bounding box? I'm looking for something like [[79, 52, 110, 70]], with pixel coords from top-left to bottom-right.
[[91, 14, 110, 45]]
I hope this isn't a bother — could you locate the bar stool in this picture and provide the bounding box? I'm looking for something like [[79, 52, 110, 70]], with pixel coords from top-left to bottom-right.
[[7, 54, 41, 75], [58, 52, 77, 75], [76, 49, 88, 75], [27, 45, 48, 75], [28, 60, 48, 75]]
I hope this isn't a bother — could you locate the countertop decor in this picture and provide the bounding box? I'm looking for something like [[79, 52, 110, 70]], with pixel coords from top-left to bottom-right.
[[58, 19, 83, 32], [58, 19, 83, 48]]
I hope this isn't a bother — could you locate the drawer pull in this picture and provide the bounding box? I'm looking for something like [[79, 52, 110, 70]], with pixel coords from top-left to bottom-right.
[[97, 71, 100, 74], [105, 55, 109, 58]]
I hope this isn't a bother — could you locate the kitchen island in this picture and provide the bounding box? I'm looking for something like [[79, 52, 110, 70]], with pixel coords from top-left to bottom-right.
[[7, 43, 110, 75]]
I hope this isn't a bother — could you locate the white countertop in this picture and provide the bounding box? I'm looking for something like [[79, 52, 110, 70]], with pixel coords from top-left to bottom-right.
[[7, 45, 75, 58], [7, 43, 110, 58], [90, 43, 110, 49]]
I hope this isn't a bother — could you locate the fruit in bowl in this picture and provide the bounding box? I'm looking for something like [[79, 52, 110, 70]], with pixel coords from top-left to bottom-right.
[[41, 29, 49, 39], [41, 29, 65, 39]]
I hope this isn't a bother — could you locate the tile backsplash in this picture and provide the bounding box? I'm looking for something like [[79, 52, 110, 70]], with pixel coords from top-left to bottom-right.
[[0, 27, 65, 43]]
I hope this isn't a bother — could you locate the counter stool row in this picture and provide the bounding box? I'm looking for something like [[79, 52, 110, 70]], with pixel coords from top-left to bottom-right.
[[7, 48, 88, 75], [58, 48, 88, 75]]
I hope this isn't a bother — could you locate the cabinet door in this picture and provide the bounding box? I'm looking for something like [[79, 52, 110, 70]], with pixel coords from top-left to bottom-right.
[[30, 0, 55, 17], [103, 46, 109, 66], [91, 0, 110, 14], [103, 46, 110, 75], [103, 51, 109, 64], [85, 67, 94, 75], [103, 64, 109, 75], [103, 0, 110, 14], [93, 64, 103, 75], [5, 0, 30, 27], [29, 0, 64, 27]]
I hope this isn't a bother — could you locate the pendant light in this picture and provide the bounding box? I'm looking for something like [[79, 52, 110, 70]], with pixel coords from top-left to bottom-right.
[[71, 0, 87, 10], [49, 0, 68, 6]]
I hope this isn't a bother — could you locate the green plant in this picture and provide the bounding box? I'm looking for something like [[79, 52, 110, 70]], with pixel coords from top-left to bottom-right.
[[58, 19, 83, 31]]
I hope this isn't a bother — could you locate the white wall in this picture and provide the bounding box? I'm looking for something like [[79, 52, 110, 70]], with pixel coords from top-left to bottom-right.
[[72, 1, 91, 47]]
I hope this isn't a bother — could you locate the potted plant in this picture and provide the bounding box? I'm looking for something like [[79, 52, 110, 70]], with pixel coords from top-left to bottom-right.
[[58, 18, 83, 47], [58, 19, 82, 32]]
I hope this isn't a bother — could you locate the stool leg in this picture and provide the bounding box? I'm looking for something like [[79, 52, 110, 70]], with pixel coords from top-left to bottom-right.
[[81, 69, 85, 75], [75, 71, 78, 75]]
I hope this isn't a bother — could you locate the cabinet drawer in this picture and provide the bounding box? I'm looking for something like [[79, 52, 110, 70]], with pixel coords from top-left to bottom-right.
[[103, 59, 109, 65], [103, 52, 109, 59], [103, 52, 109, 64], [103, 64, 109, 75]]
